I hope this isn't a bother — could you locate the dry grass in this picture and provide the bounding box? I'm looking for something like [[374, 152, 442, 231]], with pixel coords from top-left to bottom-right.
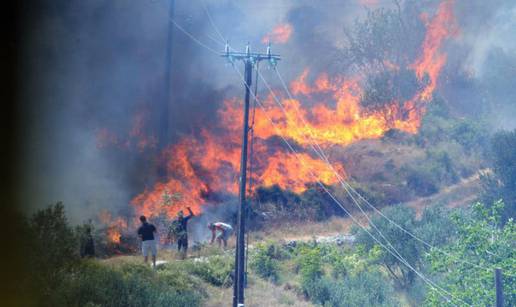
[[249, 215, 365, 243], [101, 255, 312, 307], [204, 275, 313, 307], [405, 169, 482, 217]]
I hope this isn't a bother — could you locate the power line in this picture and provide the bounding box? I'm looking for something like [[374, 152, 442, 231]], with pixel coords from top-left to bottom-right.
[[254, 70, 472, 306], [272, 67, 515, 277], [201, 0, 227, 44], [164, 5, 509, 303], [232, 66, 467, 306], [168, 15, 220, 55], [171, 9, 464, 304]]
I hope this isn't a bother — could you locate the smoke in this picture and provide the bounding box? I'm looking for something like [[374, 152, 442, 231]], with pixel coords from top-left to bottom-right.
[[16, 0, 516, 224]]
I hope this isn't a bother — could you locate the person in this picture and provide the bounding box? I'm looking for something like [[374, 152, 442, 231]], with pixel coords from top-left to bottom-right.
[[137, 215, 157, 268], [170, 207, 194, 259], [208, 222, 233, 249], [80, 225, 95, 258]]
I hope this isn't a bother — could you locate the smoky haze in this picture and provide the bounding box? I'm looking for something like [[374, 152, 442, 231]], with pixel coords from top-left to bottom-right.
[[16, 0, 516, 225]]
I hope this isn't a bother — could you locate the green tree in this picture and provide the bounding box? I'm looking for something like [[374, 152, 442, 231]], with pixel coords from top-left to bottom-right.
[[481, 130, 516, 221], [425, 201, 515, 306], [354, 205, 455, 288], [25, 202, 79, 302]]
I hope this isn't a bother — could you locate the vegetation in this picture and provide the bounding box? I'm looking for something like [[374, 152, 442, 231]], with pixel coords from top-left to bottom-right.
[[481, 129, 516, 221], [353, 205, 455, 289], [19, 203, 208, 307], [183, 255, 234, 287], [425, 201, 515, 306], [250, 242, 284, 282], [56, 261, 203, 307], [12, 2, 516, 306]]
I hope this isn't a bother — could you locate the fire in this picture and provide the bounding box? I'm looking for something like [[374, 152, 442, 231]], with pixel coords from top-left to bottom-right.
[[99, 210, 128, 244], [411, 0, 458, 102], [262, 23, 293, 44], [130, 1, 457, 219]]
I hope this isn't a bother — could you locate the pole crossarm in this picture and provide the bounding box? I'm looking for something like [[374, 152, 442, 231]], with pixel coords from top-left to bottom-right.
[[222, 43, 281, 66]]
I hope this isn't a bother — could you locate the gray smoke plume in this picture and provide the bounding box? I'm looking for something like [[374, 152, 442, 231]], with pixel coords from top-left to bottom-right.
[[16, 0, 516, 226]]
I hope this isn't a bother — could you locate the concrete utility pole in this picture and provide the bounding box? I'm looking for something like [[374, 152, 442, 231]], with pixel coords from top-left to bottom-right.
[[159, 0, 175, 153], [157, 0, 175, 179], [495, 268, 504, 307], [222, 43, 280, 307]]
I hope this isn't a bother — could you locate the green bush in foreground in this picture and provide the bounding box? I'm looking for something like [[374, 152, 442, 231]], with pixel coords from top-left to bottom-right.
[[183, 255, 234, 287], [56, 261, 203, 307], [303, 271, 398, 307], [250, 242, 285, 282], [425, 201, 515, 306]]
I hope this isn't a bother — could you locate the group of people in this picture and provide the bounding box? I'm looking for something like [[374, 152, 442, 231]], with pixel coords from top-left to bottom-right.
[[137, 207, 233, 267]]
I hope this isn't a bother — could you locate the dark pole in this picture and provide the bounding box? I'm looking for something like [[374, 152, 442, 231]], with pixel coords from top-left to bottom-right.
[[495, 268, 504, 307], [159, 0, 175, 153], [233, 59, 252, 307], [222, 43, 280, 307]]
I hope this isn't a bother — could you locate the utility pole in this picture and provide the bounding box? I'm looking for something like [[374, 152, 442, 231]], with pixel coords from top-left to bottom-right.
[[157, 0, 175, 179], [495, 268, 504, 307], [222, 43, 280, 307]]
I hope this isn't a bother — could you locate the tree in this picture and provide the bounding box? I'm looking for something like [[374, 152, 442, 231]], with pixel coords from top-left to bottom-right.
[[425, 201, 515, 306], [343, 3, 427, 113], [354, 205, 456, 288], [481, 130, 516, 221], [25, 202, 79, 302]]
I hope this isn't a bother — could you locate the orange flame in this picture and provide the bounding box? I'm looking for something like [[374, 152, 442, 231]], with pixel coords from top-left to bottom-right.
[[131, 0, 458, 219], [99, 210, 127, 244], [262, 23, 293, 44], [411, 0, 458, 102]]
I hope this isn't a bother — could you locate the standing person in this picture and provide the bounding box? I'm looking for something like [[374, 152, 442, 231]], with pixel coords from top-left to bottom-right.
[[80, 225, 95, 258], [208, 222, 233, 249], [171, 207, 194, 259], [137, 215, 157, 268]]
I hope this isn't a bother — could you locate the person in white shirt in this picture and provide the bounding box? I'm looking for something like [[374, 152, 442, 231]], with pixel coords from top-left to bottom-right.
[[208, 222, 233, 249]]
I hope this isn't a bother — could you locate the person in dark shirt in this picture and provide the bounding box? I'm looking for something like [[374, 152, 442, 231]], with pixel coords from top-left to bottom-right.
[[137, 215, 157, 268], [80, 225, 95, 258], [169, 207, 194, 259]]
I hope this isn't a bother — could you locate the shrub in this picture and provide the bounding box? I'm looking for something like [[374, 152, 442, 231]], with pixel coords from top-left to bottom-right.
[[297, 245, 324, 292], [405, 165, 439, 197], [250, 242, 285, 282], [183, 255, 234, 287], [56, 261, 203, 307], [25, 202, 80, 302], [426, 201, 516, 306], [301, 271, 398, 306], [326, 270, 398, 307]]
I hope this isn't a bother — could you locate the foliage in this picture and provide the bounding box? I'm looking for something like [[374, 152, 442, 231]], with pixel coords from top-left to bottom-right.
[[183, 255, 234, 287], [297, 245, 324, 286], [250, 242, 287, 282], [353, 205, 456, 289], [250, 184, 344, 227], [361, 68, 422, 114], [300, 184, 345, 221], [425, 201, 516, 306], [481, 130, 516, 221], [22, 204, 206, 306], [56, 261, 203, 307], [344, 5, 424, 73], [24, 202, 80, 301], [293, 243, 398, 306], [325, 270, 398, 307]]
